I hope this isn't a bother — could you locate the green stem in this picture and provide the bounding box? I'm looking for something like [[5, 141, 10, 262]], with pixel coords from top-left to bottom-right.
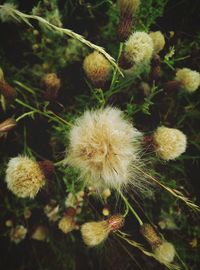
[[109, 42, 123, 91], [118, 190, 143, 226]]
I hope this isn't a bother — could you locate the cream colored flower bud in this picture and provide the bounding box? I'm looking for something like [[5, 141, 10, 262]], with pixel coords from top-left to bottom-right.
[[153, 126, 187, 160], [149, 31, 165, 54], [83, 51, 112, 88], [102, 188, 111, 200], [175, 68, 200, 92]]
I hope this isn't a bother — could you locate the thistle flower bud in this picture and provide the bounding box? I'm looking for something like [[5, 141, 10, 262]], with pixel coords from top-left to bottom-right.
[[5, 220, 13, 227], [0, 81, 17, 100], [102, 188, 111, 200], [0, 118, 16, 133], [41, 73, 61, 101], [83, 51, 112, 88], [149, 31, 165, 54], [32, 225, 48, 241], [58, 215, 76, 234], [140, 223, 162, 248], [5, 156, 45, 198], [175, 68, 200, 93], [153, 126, 187, 160], [119, 0, 140, 17], [154, 242, 176, 264], [102, 207, 110, 216], [117, 0, 140, 41], [67, 107, 143, 191], [81, 214, 124, 247], [44, 201, 60, 222], [119, 32, 153, 70]]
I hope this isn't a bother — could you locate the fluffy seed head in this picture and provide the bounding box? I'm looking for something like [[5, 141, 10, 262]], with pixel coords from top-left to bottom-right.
[[153, 126, 187, 160], [124, 32, 153, 65], [154, 242, 176, 264], [81, 215, 124, 247], [149, 31, 165, 54], [81, 220, 109, 247], [175, 68, 200, 92], [83, 51, 112, 88], [58, 216, 76, 234], [5, 156, 45, 198], [67, 107, 142, 191], [119, 0, 140, 16]]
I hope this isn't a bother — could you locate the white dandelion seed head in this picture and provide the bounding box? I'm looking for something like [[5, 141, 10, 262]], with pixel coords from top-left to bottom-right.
[[67, 107, 144, 191]]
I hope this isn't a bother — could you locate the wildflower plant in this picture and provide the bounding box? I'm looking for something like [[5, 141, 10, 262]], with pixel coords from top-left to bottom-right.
[[0, 1, 200, 270]]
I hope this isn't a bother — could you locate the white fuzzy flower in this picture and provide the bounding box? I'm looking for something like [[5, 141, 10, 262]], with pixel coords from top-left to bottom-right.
[[67, 107, 143, 191], [124, 32, 153, 65], [175, 68, 200, 92], [5, 156, 45, 198], [153, 126, 187, 160]]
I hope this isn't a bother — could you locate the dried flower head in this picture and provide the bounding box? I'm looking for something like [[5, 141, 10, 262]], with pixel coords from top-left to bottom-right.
[[31, 225, 48, 241], [153, 126, 187, 160], [0, 118, 16, 133], [154, 242, 176, 264], [5, 156, 45, 198], [81, 214, 124, 246], [175, 68, 200, 92], [149, 31, 165, 54], [10, 225, 27, 244], [83, 51, 112, 88], [67, 107, 143, 191], [58, 215, 76, 234], [41, 73, 61, 101], [120, 32, 153, 69], [140, 223, 162, 248]]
